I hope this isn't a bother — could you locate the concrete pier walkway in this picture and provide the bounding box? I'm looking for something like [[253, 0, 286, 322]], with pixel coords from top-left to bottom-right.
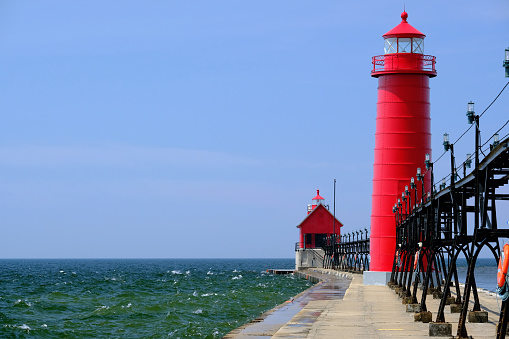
[[225, 269, 505, 338], [274, 272, 429, 338], [275, 271, 502, 338]]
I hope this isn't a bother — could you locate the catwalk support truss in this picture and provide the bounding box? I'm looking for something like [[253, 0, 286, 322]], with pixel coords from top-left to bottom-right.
[[389, 136, 509, 338]]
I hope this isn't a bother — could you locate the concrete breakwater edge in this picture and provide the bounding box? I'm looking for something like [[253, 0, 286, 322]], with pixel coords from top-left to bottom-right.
[[223, 269, 353, 338], [224, 269, 504, 338]]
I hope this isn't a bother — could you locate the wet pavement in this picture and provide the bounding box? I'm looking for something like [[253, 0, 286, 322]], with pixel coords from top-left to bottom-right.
[[223, 269, 352, 338], [225, 269, 506, 338], [274, 272, 503, 339]]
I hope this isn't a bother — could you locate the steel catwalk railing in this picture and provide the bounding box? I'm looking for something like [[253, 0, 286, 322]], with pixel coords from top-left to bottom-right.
[[388, 135, 509, 339], [322, 229, 370, 272]]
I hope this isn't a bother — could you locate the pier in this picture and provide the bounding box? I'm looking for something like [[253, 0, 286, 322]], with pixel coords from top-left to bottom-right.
[[225, 269, 504, 338], [225, 12, 509, 339], [223, 269, 352, 338]]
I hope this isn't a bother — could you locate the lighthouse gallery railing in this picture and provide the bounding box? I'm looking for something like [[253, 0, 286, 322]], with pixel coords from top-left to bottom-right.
[[372, 54, 436, 74]]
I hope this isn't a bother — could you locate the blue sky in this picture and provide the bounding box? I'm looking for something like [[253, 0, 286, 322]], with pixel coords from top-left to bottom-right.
[[0, 1, 508, 258]]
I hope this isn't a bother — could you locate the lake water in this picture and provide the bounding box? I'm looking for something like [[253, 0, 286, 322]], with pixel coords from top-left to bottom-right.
[[0, 258, 312, 338]]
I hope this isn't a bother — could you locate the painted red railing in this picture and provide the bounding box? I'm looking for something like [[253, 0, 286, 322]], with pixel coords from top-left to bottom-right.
[[372, 54, 436, 74]]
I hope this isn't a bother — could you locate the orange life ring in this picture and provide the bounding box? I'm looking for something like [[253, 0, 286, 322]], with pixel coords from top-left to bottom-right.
[[414, 252, 419, 270], [497, 244, 509, 288]]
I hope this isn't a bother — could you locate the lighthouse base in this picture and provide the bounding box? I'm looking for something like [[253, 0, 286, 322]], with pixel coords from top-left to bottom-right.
[[363, 271, 391, 285], [295, 249, 325, 270]]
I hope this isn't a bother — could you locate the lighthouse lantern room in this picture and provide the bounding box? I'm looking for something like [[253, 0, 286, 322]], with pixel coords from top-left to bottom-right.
[[310, 190, 324, 213]]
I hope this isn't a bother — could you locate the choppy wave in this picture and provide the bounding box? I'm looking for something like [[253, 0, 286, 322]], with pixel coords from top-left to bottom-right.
[[0, 258, 311, 338]]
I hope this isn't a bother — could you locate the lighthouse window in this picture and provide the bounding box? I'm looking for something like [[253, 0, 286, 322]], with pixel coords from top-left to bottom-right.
[[412, 38, 424, 54], [398, 38, 411, 53], [384, 38, 397, 54], [385, 37, 423, 54]]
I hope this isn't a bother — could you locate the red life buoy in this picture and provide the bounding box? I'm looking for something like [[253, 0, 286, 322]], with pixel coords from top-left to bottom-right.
[[414, 252, 419, 270], [497, 244, 509, 288]]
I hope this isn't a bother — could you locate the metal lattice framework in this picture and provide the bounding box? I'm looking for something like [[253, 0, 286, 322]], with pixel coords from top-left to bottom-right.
[[389, 133, 509, 339], [322, 229, 370, 272]]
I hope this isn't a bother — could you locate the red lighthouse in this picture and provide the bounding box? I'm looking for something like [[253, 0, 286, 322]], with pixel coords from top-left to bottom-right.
[[295, 190, 342, 269], [369, 12, 436, 274]]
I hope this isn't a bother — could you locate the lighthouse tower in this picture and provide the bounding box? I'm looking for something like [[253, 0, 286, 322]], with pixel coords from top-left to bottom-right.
[[369, 12, 436, 278]]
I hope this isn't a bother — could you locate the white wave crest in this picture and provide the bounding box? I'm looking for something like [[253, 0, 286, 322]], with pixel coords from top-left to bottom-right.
[[19, 324, 31, 331], [201, 293, 217, 297], [14, 299, 33, 307], [93, 305, 109, 313]]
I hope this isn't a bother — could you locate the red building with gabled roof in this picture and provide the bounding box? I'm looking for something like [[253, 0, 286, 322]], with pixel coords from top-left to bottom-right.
[[296, 190, 343, 249]]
